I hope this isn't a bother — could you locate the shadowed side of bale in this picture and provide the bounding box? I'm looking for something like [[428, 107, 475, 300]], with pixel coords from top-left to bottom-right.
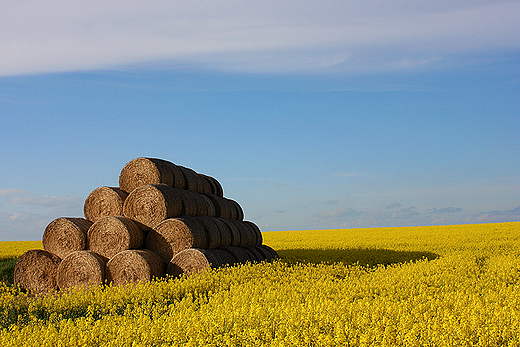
[[228, 220, 256, 247], [119, 157, 186, 193], [212, 218, 232, 247], [146, 216, 208, 263], [87, 216, 144, 259], [166, 248, 224, 278], [196, 216, 222, 249], [14, 249, 61, 294], [42, 217, 93, 259], [123, 184, 183, 230], [56, 251, 105, 290], [257, 244, 279, 259], [200, 174, 224, 197], [106, 249, 164, 286], [222, 246, 252, 264], [219, 219, 241, 247], [243, 220, 263, 246], [84, 186, 128, 223], [244, 246, 265, 262], [253, 245, 275, 262]]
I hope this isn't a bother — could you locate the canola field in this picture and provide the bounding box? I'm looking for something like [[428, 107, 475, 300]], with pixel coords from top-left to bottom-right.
[[1, 222, 520, 346]]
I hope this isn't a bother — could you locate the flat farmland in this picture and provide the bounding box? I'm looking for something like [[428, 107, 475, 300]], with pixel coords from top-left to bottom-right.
[[1, 222, 520, 346]]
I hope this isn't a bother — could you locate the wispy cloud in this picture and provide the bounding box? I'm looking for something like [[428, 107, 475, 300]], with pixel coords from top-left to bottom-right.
[[472, 205, 520, 223], [2, 0, 519, 75], [0, 190, 84, 240], [429, 207, 463, 214]]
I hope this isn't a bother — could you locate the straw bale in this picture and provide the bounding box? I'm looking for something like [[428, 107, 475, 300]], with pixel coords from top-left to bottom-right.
[[257, 244, 279, 260], [228, 220, 255, 247], [87, 216, 144, 259], [188, 191, 209, 216], [197, 174, 213, 194], [199, 194, 216, 217], [244, 246, 265, 262], [212, 249, 237, 266], [146, 216, 208, 263], [220, 219, 241, 247], [243, 220, 263, 246], [178, 166, 202, 192], [123, 184, 183, 230], [201, 174, 223, 197], [253, 245, 275, 262], [196, 216, 221, 249], [119, 157, 185, 193], [84, 186, 128, 223], [14, 249, 61, 294], [212, 218, 232, 247], [228, 199, 244, 221], [222, 246, 252, 264], [166, 248, 223, 278], [204, 194, 233, 219], [56, 250, 105, 290], [177, 189, 198, 216], [106, 249, 164, 286], [42, 217, 92, 259]]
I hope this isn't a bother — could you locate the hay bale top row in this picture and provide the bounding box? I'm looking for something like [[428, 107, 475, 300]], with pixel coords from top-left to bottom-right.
[[119, 157, 223, 196]]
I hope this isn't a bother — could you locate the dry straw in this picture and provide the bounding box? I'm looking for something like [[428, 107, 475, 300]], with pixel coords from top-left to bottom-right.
[[106, 249, 164, 286], [119, 157, 186, 193], [146, 216, 208, 263], [196, 216, 222, 249], [167, 248, 223, 278], [123, 184, 183, 230], [56, 250, 105, 290], [83, 186, 128, 223], [42, 217, 93, 259], [14, 249, 61, 294], [87, 216, 144, 259]]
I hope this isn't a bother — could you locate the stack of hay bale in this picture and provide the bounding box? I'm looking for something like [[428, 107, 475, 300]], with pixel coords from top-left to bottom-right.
[[14, 157, 277, 294]]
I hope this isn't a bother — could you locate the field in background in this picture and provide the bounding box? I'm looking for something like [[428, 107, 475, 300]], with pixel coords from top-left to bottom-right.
[[1, 222, 520, 346]]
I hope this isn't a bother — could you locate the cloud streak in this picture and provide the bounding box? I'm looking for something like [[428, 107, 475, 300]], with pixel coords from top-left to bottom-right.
[[1, 0, 519, 75]]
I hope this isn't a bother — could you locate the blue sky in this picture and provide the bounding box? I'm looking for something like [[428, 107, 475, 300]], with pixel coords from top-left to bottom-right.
[[1, 0, 519, 240]]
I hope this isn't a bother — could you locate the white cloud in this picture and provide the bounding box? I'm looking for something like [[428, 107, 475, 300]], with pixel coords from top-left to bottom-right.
[[1, 0, 519, 75], [11, 195, 78, 207], [0, 189, 28, 197]]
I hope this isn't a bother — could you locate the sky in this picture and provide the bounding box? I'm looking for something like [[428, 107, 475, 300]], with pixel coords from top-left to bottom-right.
[[1, 0, 519, 240]]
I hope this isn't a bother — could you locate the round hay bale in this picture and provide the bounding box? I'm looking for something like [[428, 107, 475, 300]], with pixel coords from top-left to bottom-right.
[[202, 175, 223, 197], [243, 220, 263, 246], [196, 216, 221, 249], [188, 191, 209, 216], [227, 199, 244, 221], [166, 248, 223, 278], [87, 216, 144, 259], [119, 157, 185, 193], [106, 249, 164, 286], [220, 219, 241, 247], [222, 246, 252, 264], [178, 166, 202, 192], [257, 244, 279, 259], [229, 220, 255, 247], [244, 246, 265, 262], [56, 250, 105, 290], [212, 249, 236, 266], [200, 194, 216, 217], [223, 198, 237, 220], [42, 217, 92, 259], [253, 245, 275, 262], [212, 218, 232, 247], [146, 216, 208, 263], [197, 174, 213, 194], [177, 189, 198, 216], [204, 194, 232, 219], [14, 249, 61, 294], [123, 184, 183, 230], [84, 186, 128, 223]]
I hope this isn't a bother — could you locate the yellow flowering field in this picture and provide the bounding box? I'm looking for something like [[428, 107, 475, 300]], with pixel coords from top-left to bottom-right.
[[1, 222, 520, 346]]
